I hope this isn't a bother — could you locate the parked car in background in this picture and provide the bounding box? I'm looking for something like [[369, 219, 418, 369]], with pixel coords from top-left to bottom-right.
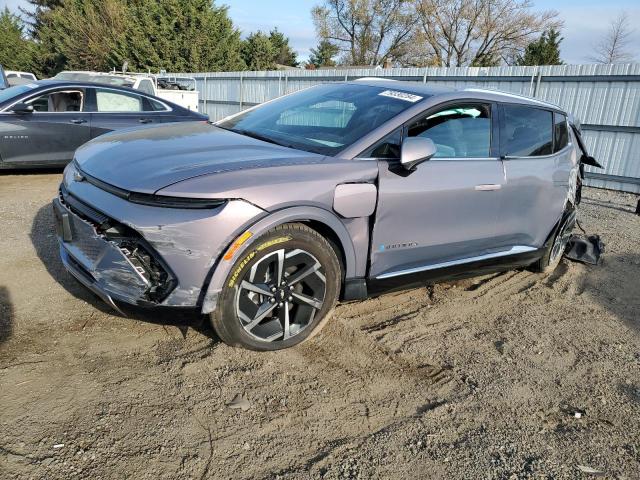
[[6, 71, 37, 82], [53, 71, 200, 112], [54, 80, 599, 351], [0, 80, 208, 169]]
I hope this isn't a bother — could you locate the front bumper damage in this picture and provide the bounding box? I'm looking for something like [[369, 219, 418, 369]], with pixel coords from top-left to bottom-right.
[[53, 180, 266, 312]]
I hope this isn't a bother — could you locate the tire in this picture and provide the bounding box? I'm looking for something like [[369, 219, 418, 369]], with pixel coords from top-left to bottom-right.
[[211, 223, 341, 351], [530, 209, 575, 274]]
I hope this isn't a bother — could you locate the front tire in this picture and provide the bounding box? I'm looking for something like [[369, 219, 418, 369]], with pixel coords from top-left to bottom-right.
[[211, 223, 341, 351]]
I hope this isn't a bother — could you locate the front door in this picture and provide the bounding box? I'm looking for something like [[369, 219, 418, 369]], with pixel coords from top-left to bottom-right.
[[0, 88, 90, 166], [369, 102, 505, 280]]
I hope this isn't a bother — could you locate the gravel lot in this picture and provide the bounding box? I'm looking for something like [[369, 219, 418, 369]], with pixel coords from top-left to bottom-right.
[[0, 171, 638, 480]]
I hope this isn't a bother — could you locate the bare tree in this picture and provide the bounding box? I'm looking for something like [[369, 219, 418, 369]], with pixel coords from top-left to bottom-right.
[[414, 0, 561, 67], [588, 12, 636, 64], [312, 0, 418, 66]]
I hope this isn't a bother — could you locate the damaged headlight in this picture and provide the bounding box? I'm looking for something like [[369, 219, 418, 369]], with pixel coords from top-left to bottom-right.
[[62, 160, 80, 189]]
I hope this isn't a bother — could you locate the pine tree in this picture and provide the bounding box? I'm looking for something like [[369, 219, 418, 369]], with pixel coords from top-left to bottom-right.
[[518, 29, 563, 66], [308, 40, 339, 68], [269, 28, 297, 66], [0, 8, 35, 72], [241, 31, 277, 70]]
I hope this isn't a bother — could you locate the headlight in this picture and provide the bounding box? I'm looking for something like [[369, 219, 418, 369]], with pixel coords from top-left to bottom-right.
[[127, 193, 227, 209]]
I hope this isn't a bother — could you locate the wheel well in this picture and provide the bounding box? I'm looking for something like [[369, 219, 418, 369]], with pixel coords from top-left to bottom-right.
[[297, 220, 346, 278]]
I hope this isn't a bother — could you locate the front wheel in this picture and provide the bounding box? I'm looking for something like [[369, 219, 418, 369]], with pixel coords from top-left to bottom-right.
[[211, 223, 341, 351]]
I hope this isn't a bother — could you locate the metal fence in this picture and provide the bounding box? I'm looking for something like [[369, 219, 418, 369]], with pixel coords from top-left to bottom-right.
[[175, 64, 640, 193]]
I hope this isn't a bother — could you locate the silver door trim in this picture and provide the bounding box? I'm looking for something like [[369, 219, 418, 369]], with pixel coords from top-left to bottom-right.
[[375, 245, 538, 280]]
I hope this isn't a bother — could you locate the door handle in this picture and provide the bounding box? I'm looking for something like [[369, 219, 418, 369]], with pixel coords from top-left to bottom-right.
[[70, 119, 87, 124], [474, 184, 502, 191], [139, 118, 152, 124]]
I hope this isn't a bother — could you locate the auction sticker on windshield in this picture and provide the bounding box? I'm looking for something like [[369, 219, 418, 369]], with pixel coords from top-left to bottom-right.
[[378, 90, 423, 103]]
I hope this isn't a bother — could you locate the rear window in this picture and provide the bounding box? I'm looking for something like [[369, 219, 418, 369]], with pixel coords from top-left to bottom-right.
[[503, 105, 553, 157], [553, 112, 568, 152]]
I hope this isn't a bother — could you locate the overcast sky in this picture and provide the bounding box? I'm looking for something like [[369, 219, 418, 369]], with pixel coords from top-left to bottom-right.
[[4, 0, 640, 65]]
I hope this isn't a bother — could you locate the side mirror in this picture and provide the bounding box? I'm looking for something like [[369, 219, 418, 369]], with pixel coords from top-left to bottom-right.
[[12, 102, 34, 114], [400, 136, 437, 170]]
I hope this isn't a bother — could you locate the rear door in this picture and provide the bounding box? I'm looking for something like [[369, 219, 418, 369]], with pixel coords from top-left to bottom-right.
[[88, 87, 171, 137], [497, 104, 576, 249], [0, 87, 90, 166], [369, 101, 505, 279]]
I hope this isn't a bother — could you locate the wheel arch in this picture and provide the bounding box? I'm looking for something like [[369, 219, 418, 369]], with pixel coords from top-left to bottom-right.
[[200, 206, 357, 314]]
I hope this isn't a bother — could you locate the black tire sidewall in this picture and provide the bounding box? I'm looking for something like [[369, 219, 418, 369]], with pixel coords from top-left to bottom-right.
[[212, 225, 341, 351]]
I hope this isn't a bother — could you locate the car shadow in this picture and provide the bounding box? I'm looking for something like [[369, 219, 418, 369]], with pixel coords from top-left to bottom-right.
[[29, 204, 216, 340], [0, 286, 13, 344]]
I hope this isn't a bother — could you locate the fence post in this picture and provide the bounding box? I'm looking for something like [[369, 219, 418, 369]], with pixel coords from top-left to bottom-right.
[[423, 68, 427, 83], [533, 70, 542, 97], [239, 72, 244, 110], [203, 75, 207, 115]]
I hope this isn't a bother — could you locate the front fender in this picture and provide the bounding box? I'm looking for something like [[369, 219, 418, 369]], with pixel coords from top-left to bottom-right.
[[201, 206, 359, 314]]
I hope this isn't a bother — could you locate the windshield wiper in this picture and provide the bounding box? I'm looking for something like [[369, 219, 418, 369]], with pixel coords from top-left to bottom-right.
[[221, 126, 294, 149]]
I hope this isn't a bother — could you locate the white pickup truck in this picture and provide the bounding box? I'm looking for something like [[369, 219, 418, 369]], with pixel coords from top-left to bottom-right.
[[52, 71, 200, 112]]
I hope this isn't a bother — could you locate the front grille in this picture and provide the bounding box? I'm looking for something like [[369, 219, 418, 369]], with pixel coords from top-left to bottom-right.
[[59, 185, 110, 229]]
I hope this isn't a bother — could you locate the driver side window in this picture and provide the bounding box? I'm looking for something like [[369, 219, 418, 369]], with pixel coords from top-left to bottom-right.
[[407, 104, 492, 158], [27, 90, 85, 112]]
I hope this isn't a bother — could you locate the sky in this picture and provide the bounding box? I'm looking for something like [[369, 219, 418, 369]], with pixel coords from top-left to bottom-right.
[[3, 0, 640, 65]]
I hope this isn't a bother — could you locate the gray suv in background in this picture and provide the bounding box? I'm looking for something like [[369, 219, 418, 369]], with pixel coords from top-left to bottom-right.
[[53, 80, 598, 350]]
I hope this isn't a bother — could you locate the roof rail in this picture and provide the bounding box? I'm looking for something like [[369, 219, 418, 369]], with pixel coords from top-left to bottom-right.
[[463, 87, 561, 110]]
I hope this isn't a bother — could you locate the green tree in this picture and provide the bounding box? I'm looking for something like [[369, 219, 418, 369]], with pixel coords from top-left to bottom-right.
[[518, 29, 564, 66], [308, 39, 339, 67], [35, 0, 246, 75], [0, 8, 35, 72], [241, 31, 277, 70], [269, 28, 297, 66]]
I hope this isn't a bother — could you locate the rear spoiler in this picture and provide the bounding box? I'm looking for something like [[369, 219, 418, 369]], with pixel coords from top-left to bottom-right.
[[571, 124, 602, 168]]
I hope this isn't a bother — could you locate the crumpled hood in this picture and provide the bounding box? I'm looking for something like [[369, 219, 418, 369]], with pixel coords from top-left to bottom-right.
[[75, 122, 324, 193]]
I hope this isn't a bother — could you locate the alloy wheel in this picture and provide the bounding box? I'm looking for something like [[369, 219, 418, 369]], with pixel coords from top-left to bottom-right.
[[234, 248, 327, 343]]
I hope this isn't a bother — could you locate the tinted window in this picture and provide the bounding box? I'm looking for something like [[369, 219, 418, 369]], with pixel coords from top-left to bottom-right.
[[218, 84, 426, 156], [145, 97, 169, 112], [553, 112, 568, 152], [95, 89, 142, 112], [27, 90, 85, 112], [503, 105, 552, 156], [408, 104, 491, 158]]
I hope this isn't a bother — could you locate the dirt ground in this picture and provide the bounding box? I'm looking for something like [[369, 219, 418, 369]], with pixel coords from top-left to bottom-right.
[[0, 171, 638, 480]]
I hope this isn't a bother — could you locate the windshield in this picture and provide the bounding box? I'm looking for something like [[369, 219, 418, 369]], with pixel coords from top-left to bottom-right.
[[218, 83, 427, 156], [0, 84, 39, 104]]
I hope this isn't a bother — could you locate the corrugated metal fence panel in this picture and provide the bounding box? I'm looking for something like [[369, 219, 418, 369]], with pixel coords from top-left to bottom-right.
[[174, 64, 640, 193]]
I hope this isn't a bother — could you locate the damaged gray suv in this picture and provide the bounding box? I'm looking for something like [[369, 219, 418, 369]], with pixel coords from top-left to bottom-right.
[[53, 79, 599, 350]]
